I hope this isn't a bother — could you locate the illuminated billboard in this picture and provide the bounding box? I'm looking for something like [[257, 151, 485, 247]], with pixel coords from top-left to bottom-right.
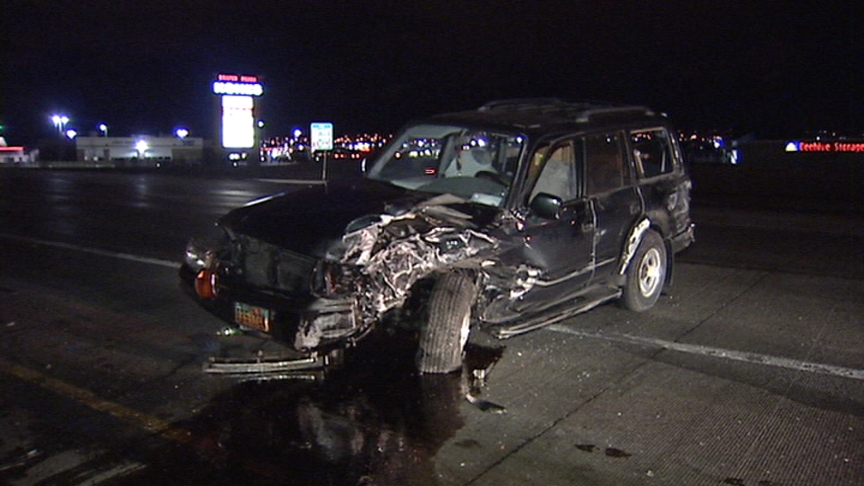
[[786, 140, 864, 153], [213, 74, 263, 150], [221, 96, 255, 148], [212, 74, 264, 97]]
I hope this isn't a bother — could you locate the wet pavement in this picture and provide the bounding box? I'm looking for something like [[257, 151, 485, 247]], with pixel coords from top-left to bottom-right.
[[1, 259, 861, 485], [0, 169, 862, 485]]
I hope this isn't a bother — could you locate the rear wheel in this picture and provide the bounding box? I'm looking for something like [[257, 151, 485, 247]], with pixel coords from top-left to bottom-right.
[[621, 229, 667, 312], [418, 273, 476, 374]]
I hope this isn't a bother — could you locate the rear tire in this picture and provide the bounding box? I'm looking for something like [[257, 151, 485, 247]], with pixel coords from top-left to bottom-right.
[[418, 273, 476, 374], [621, 229, 667, 312]]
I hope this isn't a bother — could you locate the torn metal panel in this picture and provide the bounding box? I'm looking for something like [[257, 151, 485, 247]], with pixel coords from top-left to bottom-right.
[[295, 195, 522, 351], [338, 196, 499, 316], [294, 298, 360, 349]]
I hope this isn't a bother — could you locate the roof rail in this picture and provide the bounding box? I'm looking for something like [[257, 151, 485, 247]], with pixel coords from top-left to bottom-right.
[[478, 99, 655, 122], [574, 106, 655, 122], [478, 98, 567, 112]]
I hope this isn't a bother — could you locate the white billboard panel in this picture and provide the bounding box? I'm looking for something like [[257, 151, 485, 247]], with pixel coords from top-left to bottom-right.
[[311, 122, 334, 151], [221, 95, 255, 149]]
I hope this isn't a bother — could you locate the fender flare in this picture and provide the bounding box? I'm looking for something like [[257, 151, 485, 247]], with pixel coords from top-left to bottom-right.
[[618, 218, 650, 275]]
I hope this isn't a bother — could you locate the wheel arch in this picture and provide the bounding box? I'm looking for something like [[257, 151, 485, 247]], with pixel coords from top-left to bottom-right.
[[617, 218, 675, 286]]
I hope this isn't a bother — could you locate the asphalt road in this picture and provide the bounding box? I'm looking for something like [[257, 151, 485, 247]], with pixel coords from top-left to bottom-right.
[[0, 168, 862, 485]]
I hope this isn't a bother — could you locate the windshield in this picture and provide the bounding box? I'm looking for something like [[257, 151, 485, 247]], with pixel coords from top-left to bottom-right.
[[366, 124, 525, 207]]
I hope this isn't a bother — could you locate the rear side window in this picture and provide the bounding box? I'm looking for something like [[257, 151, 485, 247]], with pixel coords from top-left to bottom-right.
[[584, 133, 625, 195], [630, 128, 674, 178]]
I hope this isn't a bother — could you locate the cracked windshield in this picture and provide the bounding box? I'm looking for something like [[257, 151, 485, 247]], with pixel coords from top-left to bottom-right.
[[368, 125, 525, 207]]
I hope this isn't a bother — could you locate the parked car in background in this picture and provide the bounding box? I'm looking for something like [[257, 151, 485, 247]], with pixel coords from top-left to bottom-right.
[[181, 99, 694, 373]]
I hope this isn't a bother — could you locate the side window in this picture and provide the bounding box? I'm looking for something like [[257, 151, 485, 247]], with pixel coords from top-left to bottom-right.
[[585, 133, 625, 195], [631, 128, 674, 178], [530, 141, 579, 202]]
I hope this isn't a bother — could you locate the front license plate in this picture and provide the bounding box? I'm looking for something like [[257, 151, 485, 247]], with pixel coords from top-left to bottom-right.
[[234, 302, 271, 332]]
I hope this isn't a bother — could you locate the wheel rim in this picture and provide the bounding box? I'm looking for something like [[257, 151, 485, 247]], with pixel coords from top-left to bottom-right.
[[638, 248, 663, 296]]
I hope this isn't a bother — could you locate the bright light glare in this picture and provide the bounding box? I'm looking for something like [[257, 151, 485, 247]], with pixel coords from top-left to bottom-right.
[[136, 140, 149, 154], [51, 115, 70, 133], [65, 129, 77, 139], [175, 128, 189, 138]]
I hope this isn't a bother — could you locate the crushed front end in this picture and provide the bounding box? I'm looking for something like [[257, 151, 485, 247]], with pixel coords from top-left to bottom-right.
[[180, 191, 502, 357], [180, 234, 369, 353]]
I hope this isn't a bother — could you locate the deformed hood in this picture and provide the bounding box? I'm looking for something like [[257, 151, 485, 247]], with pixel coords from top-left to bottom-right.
[[218, 178, 500, 259]]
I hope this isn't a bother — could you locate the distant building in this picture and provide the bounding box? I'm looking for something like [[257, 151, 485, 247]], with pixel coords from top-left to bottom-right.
[[0, 136, 35, 164], [76, 135, 204, 164]]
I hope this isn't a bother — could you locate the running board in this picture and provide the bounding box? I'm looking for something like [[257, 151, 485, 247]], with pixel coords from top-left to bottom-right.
[[489, 288, 621, 339]]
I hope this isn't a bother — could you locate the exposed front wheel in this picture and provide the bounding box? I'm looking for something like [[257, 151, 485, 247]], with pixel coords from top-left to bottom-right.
[[621, 229, 667, 312], [418, 273, 476, 374]]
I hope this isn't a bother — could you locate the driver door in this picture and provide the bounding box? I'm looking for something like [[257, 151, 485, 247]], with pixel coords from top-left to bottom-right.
[[513, 138, 597, 313]]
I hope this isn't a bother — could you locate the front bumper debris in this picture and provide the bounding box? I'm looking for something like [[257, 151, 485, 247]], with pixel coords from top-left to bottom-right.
[[203, 352, 335, 380]]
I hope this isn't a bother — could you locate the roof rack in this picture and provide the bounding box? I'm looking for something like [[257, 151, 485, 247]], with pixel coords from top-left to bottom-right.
[[573, 105, 655, 122], [478, 98, 655, 123], [478, 98, 569, 112]]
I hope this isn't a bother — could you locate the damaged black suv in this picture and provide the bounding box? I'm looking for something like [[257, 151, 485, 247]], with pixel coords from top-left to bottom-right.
[[181, 99, 694, 373]]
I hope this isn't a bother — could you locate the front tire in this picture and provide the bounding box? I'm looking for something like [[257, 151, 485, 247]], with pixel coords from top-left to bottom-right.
[[418, 273, 476, 374], [621, 229, 667, 312]]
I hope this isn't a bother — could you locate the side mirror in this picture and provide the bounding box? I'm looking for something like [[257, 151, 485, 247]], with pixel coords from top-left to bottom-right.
[[529, 193, 562, 220]]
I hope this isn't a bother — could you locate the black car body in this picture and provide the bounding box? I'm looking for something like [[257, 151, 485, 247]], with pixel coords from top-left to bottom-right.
[[181, 99, 694, 373]]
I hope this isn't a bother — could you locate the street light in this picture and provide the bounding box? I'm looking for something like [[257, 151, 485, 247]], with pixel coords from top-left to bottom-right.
[[65, 129, 77, 140], [51, 115, 69, 135], [135, 139, 149, 158], [98, 123, 108, 137], [175, 128, 189, 139]]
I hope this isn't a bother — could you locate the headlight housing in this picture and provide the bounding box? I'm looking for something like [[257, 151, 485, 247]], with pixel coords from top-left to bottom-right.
[[184, 238, 215, 273]]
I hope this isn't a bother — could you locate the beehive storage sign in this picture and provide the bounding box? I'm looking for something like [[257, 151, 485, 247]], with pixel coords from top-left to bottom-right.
[[213, 74, 263, 149]]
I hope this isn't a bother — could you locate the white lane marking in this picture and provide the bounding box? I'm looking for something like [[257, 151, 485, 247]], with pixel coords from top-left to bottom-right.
[[547, 324, 864, 381], [255, 178, 326, 185], [78, 461, 147, 486], [0, 234, 179, 269]]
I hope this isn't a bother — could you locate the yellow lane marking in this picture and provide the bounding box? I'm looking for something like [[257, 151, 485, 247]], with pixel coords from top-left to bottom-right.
[[0, 357, 196, 446]]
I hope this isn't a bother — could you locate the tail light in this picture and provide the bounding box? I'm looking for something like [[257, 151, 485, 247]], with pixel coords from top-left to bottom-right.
[[195, 269, 219, 299]]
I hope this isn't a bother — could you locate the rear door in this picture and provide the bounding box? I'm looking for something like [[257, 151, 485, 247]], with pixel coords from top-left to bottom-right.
[[583, 131, 642, 276]]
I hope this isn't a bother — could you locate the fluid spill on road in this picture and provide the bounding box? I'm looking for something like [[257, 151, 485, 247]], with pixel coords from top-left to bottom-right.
[[574, 443, 633, 458], [119, 330, 505, 485]]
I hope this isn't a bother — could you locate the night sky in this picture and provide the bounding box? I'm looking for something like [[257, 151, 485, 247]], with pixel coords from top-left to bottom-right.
[[2, 0, 860, 145]]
